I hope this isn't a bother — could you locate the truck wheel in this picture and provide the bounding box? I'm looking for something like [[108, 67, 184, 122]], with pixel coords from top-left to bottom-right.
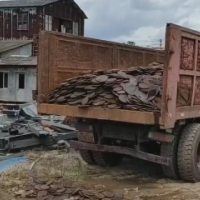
[[79, 150, 96, 165], [178, 123, 200, 182], [93, 151, 123, 167], [161, 126, 182, 179]]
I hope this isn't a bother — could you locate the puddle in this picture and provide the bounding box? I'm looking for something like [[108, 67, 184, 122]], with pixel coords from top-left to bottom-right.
[[0, 157, 27, 172]]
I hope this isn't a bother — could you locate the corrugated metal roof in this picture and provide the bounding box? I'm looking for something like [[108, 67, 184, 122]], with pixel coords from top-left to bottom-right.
[[0, 0, 87, 18], [0, 56, 37, 66], [0, 40, 32, 53], [0, 0, 58, 7]]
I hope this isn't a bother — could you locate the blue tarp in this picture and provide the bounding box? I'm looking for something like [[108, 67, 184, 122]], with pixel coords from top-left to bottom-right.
[[0, 157, 27, 172]]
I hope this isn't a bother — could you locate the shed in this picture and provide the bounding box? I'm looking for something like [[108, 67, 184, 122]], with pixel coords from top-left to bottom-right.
[[0, 0, 87, 39], [0, 56, 37, 102]]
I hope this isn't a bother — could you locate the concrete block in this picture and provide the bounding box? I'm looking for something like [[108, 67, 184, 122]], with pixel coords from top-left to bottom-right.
[[0, 114, 8, 125]]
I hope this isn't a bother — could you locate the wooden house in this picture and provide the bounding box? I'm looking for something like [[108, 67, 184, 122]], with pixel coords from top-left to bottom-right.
[[0, 0, 87, 40]]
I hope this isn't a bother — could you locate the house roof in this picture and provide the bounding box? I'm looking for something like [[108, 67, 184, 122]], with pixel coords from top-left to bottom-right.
[[0, 0, 60, 7], [0, 40, 33, 54], [0, 56, 37, 66], [0, 0, 87, 18]]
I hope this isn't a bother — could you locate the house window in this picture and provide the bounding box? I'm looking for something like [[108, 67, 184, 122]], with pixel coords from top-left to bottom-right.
[[45, 15, 52, 31], [65, 20, 72, 34], [18, 74, 25, 89], [0, 72, 8, 88], [17, 13, 28, 30], [73, 22, 78, 35]]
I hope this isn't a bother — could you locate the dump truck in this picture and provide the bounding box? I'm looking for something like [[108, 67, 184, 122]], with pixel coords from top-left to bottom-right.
[[37, 23, 200, 182]]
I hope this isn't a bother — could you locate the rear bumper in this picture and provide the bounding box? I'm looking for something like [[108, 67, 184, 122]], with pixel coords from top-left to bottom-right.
[[70, 141, 171, 166]]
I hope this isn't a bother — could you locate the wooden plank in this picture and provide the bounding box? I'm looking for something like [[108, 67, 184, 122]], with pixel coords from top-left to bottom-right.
[[161, 25, 181, 128], [38, 32, 50, 99], [39, 104, 160, 125], [41, 120, 76, 131], [48, 34, 56, 94]]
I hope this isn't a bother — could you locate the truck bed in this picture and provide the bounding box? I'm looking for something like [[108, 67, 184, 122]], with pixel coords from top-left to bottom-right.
[[39, 104, 160, 125], [38, 23, 200, 129], [38, 31, 164, 98]]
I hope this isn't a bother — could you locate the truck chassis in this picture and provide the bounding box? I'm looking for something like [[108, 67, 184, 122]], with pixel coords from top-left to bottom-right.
[[71, 119, 200, 182]]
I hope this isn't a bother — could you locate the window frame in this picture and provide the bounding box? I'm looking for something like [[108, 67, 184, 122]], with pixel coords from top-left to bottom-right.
[[17, 12, 29, 31], [45, 15, 52, 31], [73, 22, 79, 35], [18, 73, 25, 89], [0, 72, 8, 89]]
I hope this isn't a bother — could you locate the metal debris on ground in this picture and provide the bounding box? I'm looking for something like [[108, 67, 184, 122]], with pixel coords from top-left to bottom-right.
[[45, 63, 163, 112], [0, 103, 20, 117], [64, 116, 77, 127], [19, 102, 38, 119], [0, 104, 78, 152], [15, 175, 124, 200]]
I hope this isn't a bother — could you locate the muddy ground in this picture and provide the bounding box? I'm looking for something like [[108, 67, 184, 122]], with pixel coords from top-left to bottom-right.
[[0, 150, 200, 200]]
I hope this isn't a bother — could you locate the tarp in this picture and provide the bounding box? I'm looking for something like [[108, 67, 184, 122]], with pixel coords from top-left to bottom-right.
[[0, 157, 26, 172]]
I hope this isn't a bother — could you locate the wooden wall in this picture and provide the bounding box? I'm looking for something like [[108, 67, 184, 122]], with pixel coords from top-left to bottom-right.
[[0, 0, 85, 39], [38, 31, 165, 99]]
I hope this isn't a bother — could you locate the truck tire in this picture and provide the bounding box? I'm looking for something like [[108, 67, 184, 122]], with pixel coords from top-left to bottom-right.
[[93, 151, 123, 167], [161, 126, 182, 179], [79, 150, 96, 165], [178, 123, 200, 182]]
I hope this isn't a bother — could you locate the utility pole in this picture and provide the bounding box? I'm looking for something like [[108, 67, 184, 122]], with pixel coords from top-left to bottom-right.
[[159, 39, 162, 49]]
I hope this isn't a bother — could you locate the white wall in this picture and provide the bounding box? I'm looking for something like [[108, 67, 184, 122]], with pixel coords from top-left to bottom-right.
[[1, 44, 32, 58], [0, 66, 36, 102]]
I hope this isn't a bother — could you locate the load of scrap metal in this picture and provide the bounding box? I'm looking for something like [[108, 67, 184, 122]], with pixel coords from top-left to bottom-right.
[[45, 63, 163, 112], [0, 116, 78, 152], [15, 175, 124, 200]]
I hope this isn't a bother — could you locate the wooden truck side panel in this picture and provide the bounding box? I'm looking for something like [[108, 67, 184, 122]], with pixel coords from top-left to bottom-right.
[[161, 24, 200, 128], [39, 104, 160, 125], [37, 31, 164, 99]]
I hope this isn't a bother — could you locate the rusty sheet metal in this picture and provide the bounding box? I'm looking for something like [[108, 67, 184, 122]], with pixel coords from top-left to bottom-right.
[[38, 31, 164, 98], [70, 140, 171, 166], [180, 38, 195, 70], [161, 24, 200, 128], [197, 42, 200, 71], [177, 75, 193, 107], [39, 104, 160, 125], [194, 77, 200, 105], [147, 131, 174, 142], [78, 132, 95, 143]]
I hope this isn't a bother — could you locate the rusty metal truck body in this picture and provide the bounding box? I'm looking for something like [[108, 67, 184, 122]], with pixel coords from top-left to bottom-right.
[[38, 23, 200, 182]]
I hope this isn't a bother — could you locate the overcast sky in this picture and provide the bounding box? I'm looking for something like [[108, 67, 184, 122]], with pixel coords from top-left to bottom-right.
[[76, 0, 200, 47]]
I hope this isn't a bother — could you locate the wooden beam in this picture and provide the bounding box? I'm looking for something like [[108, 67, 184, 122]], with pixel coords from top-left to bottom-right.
[[39, 104, 159, 125]]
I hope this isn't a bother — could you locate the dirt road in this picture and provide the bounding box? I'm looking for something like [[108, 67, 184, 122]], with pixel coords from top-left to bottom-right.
[[83, 157, 200, 200], [1, 151, 200, 200]]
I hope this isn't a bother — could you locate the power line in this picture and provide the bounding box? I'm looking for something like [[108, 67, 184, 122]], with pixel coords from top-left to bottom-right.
[[126, 38, 164, 41]]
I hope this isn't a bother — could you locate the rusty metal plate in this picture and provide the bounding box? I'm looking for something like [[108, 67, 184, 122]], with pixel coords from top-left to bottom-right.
[[78, 132, 95, 143], [194, 77, 200, 105], [177, 75, 193, 107], [197, 42, 200, 71], [180, 38, 195, 70]]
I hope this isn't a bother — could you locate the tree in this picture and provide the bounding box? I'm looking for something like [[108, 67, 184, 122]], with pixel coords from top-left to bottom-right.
[[126, 41, 136, 46]]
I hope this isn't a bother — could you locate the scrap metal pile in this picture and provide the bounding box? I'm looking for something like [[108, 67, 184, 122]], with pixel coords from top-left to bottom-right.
[[15, 176, 124, 200], [46, 63, 163, 112], [0, 116, 77, 152]]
